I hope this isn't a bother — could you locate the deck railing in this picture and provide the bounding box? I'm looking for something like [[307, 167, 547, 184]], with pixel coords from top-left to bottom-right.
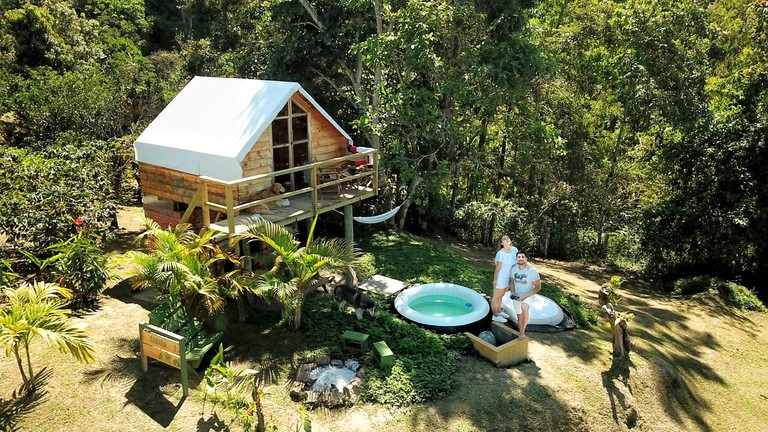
[[179, 149, 379, 236]]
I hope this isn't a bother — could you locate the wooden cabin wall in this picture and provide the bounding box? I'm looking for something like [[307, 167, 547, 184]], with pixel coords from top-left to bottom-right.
[[295, 93, 348, 161], [138, 163, 230, 205], [238, 125, 273, 199]]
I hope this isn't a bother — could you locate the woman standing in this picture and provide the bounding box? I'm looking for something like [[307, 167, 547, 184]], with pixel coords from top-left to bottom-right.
[[491, 235, 518, 322]]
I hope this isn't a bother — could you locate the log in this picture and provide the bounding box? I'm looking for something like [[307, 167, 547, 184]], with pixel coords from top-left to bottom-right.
[[599, 284, 633, 358]]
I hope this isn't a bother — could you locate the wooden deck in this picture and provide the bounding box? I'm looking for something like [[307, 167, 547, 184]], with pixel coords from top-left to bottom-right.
[[179, 149, 380, 237], [208, 183, 376, 234]]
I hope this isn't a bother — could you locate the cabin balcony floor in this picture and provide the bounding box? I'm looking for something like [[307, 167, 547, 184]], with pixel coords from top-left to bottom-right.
[[208, 183, 376, 234]]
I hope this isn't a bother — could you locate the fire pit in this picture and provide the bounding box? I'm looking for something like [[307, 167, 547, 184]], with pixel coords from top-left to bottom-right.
[[290, 356, 366, 407]]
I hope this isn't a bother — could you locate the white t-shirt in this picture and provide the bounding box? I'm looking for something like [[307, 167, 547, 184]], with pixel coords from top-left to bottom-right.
[[512, 264, 540, 295], [494, 247, 519, 288]]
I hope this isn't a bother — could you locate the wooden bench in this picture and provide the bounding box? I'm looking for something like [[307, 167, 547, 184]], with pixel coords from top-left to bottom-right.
[[341, 330, 369, 353], [139, 300, 224, 396], [373, 341, 394, 368]]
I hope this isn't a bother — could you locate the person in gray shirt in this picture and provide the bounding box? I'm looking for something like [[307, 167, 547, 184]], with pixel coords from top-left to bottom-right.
[[509, 251, 541, 338]]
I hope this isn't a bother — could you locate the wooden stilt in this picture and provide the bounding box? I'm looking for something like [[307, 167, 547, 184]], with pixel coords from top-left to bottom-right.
[[344, 204, 353, 243]]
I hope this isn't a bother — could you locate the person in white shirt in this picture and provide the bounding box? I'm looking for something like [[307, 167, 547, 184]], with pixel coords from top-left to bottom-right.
[[491, 235, 519, 323], [510, 251, 541, 338]]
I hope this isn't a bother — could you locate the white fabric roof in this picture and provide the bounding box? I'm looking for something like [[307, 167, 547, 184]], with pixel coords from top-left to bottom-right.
[[134, 76, 352, 181]]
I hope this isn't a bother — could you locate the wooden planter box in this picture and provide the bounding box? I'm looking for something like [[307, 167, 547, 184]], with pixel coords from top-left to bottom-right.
[[465, 322, 529, 367]]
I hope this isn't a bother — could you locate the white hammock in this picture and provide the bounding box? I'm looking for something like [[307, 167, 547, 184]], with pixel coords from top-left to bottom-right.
[[352, 204, 403, 224]]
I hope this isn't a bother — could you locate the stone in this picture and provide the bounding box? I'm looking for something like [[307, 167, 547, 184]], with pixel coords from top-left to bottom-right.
[[355, 367, 365, 378], [328, 386, 343, 406], [330, 359, 344, 367], [296, 363, 316, 383], [478, 330, 497, 345], [289, 382, 307, 402], [306, 390, 320, 404], [315, 355, 331, 366], [344, 382, 362, 403], [344, 359, 361, 371]]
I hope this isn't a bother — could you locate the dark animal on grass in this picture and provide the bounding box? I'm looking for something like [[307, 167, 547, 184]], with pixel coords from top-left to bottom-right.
[[333, 284, 376, 320]]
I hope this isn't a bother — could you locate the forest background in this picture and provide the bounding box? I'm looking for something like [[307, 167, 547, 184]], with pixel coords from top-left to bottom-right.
[[1, 0, 766, 296]]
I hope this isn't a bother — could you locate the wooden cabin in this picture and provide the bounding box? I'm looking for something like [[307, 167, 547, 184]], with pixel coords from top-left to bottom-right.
[[133, 76, 378, 239]]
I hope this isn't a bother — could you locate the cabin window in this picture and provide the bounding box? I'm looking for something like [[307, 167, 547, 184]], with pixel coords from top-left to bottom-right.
[[272, 99, 310, 190]]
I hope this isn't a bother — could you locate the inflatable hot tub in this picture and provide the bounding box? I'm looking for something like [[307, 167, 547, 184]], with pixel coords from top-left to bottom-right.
[[394, 283, 490, 334]]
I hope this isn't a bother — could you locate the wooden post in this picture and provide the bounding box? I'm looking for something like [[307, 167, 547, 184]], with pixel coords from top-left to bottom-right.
[[373, 150, 379, 194], [201, 180, 210, 228], [225, 184, 236, 236], [310, 165, 318, 212], [598, 284, 633, 358], [344, 204, 353, 243], [138, 322, 190, 396]]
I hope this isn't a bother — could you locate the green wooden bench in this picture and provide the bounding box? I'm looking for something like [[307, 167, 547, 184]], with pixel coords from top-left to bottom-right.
[[373, 341, 394, 368], [139, 300, 224, 396], [341, 330, 370, 353]]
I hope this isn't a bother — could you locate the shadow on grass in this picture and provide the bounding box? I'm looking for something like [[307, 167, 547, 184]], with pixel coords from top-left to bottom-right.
[[403, 356, 590, 432], [601, 357, 639, 429], [101, 277, 157, 311], [196, 412, 233, 431], [82, 334, 197, 428], [0, 368, 52, 432]]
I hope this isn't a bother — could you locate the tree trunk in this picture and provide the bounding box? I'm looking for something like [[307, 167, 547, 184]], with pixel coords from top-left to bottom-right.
[[396, 177, 423, 229], [599, 285, 632, 358], [24, 343, 35, 390], [14, 348, 29, 389]]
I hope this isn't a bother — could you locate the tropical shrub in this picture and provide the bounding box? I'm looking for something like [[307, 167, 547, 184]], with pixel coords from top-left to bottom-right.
[[232, 218, 361, 329], [0, 143, 120, 255], [673, 276, 767, 312], [45, 231, 109, 306], [120, 220, 243, 328], [0, 282, 95, 392]]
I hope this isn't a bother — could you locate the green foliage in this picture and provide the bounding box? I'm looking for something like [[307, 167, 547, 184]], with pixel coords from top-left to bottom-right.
[[452, 199, 537, 248], [540, 282, 600, 328], [672, 276, 714, 296], [233, 218, 362, 329], [721, 281, 767, 312], [120, 220, 242, 328], [45, 231, 109, 307], [301, 294, 467, 406], [0, 143, 120, 255], [673, 276, 767, 312], [0, 281, 96, 392], [0, 259, 19, 287], [202, 344, 272, 432]]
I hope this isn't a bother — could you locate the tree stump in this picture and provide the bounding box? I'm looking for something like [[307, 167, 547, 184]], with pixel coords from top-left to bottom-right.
[[598, 284, 633, 358]]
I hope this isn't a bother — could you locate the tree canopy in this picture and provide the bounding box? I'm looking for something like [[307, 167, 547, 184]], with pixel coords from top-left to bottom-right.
[[1, 0, 766, 295]]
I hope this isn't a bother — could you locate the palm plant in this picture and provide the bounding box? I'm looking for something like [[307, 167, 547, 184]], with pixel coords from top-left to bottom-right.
[[0, 282, 95, 392], [120, 219, 243, 327], [232, 217, 361, 329]]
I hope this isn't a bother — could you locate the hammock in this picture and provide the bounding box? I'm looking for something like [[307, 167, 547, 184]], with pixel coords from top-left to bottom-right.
[[352, 204, 403, 224]]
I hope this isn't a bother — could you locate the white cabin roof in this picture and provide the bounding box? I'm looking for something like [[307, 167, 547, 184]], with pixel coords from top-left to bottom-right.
[[134, 76, 352, 181]]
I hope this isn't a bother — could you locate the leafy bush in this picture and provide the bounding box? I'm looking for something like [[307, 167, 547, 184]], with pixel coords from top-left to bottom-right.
[[0, 143, 120, 255], [540, 282, 600, 327], [301, 295, 467, 405], [673, 276, 767, 312], [45, 232, 110, 306], [672, 276, 713, 295], [720, 282, 767, 312]]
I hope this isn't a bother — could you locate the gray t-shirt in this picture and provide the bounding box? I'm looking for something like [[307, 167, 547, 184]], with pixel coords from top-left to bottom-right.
[[512, 264, 540, 295]]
